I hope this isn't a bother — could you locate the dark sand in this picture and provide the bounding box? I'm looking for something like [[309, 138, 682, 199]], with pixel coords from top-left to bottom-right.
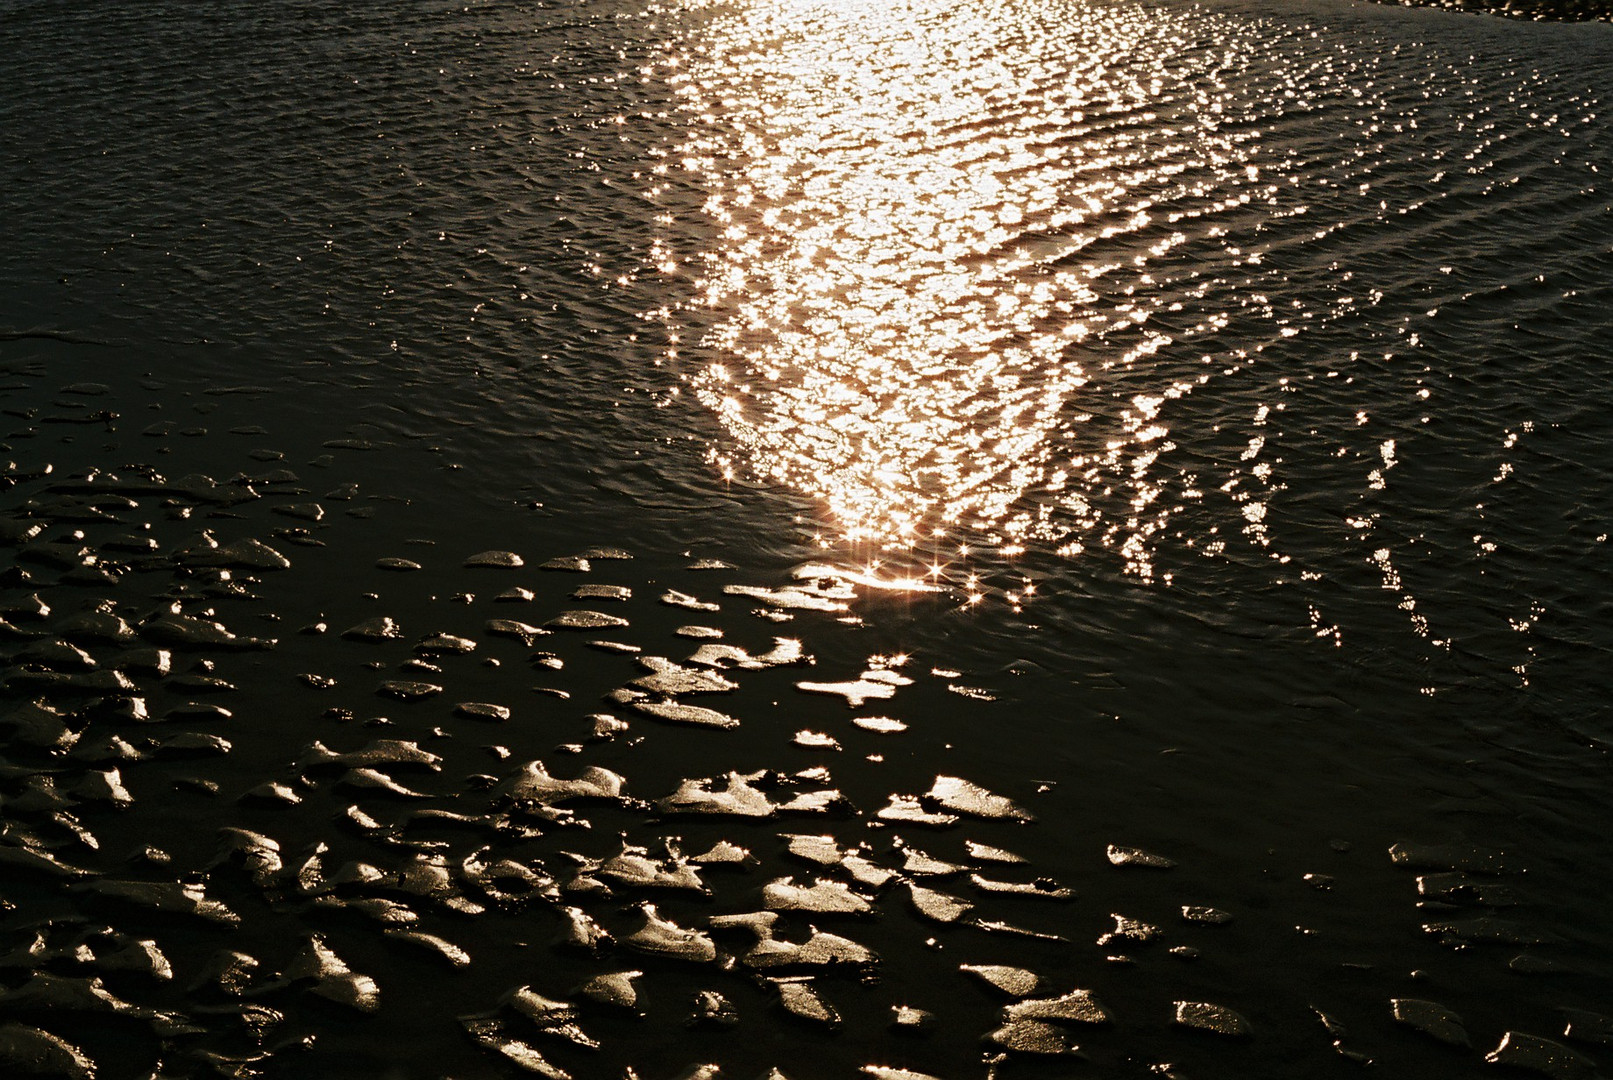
[[1, 346, 1110, 1079], [5, 334, 1610, 1080], [4, 0, 1612, 1074]]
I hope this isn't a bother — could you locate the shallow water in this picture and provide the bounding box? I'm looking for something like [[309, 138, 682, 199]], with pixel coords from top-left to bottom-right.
[[2, 0, 1612, 1077]]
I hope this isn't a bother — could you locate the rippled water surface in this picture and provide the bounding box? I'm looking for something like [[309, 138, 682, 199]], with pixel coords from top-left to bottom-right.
[[3, 0, 1612, 1077]]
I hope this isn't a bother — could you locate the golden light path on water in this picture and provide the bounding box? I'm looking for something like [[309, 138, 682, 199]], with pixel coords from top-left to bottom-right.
[[664, 0, 1275, 581]]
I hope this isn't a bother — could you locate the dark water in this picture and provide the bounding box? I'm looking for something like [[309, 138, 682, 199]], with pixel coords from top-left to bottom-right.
[[2, 0, 1612, 1077]]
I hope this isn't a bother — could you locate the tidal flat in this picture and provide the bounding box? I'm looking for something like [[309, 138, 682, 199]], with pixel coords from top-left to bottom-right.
[[4, 0, 1613, 1074], [1, 344, 1608, 1080], [0, 349, 1124, 1079]]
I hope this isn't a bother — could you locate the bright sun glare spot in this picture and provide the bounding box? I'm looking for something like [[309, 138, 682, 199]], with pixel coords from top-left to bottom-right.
[[660, 0, 1279, 584]]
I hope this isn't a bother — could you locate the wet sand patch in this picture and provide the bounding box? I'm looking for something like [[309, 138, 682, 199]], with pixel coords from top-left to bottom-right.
[[1, 351, 1609, 1080]]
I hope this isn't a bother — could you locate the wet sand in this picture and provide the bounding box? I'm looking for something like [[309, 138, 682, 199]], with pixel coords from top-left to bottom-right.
[[1, 346, 1121, 1079], [6, 0, 1613, 1070], [5, 339, 1611, 1080]]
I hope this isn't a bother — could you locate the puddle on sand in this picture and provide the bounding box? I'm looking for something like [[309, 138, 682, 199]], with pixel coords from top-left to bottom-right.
[[1, 355, 1610, 1080]]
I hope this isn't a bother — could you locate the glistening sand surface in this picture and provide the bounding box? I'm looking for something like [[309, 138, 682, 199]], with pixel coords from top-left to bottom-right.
[[2, 344, 1609, 1079], [3, 0, 1613, 1076]]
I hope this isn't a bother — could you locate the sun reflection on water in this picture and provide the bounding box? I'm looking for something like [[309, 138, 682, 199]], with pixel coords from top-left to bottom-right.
[[657, 0, 1286, 584], [644, 0, 1600, 675]]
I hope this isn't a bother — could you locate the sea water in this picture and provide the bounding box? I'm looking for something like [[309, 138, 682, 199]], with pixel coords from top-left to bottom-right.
[[2, 0, 1611, 1076]]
